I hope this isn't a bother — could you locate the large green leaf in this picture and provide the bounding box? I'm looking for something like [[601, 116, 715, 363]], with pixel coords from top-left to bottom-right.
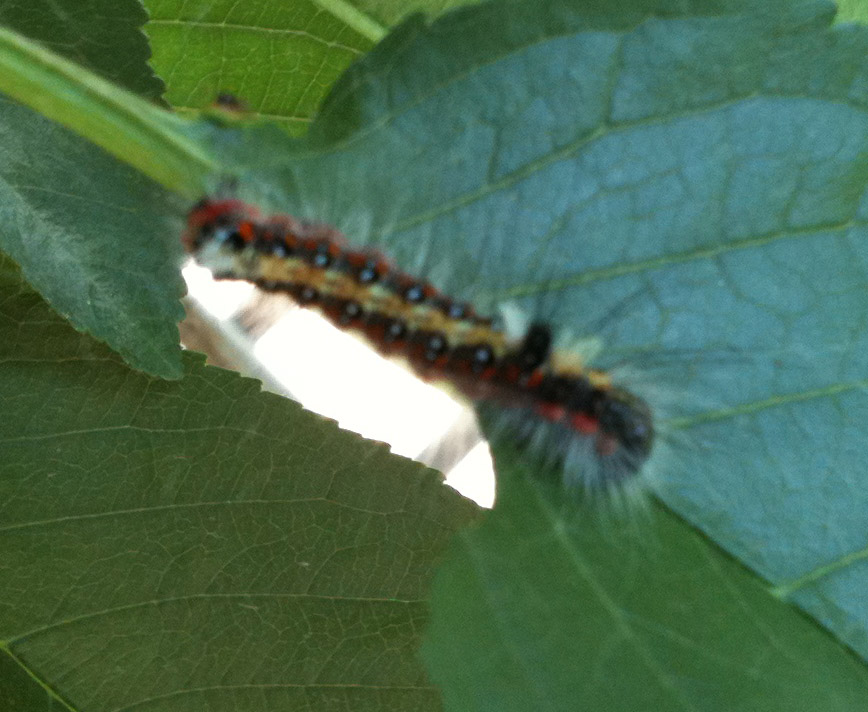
[[0, 253, 479, 711], [193, 0, 868, 684], [423, 443, 868, 711], [0, 0, 188, 378], [5, 0, 868, 706]]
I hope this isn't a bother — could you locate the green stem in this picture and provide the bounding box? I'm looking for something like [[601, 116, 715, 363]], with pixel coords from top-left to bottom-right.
[[0, 24, 218, 197], [311, 0, 387, 43]]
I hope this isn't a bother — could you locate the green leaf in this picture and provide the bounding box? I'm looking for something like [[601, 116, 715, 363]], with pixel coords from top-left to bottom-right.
[[142, 0, 483, 131], [423, 444, 868, 711], [0, 94, 190, 379], [194, 0, 868, 690], [836, 0, 868, 23], [143, 0, 376, 133], [0, 0, 164, 100], [0, 253, 479, 711], [0, 1, 205, 378], [5, 0, 868, 704]]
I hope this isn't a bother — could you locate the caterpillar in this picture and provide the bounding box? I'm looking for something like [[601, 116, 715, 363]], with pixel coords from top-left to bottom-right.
[[183, 198, 655, 489]]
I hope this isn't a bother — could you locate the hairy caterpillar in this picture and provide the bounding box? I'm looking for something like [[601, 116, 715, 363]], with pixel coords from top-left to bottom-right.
[[183, 198, 655, 489]]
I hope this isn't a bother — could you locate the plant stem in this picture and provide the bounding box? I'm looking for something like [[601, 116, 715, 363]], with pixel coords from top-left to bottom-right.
[[0, 24, 218, 197]]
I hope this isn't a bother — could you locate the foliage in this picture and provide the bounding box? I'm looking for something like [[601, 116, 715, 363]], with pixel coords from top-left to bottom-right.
[[2, 0, 868, 710]]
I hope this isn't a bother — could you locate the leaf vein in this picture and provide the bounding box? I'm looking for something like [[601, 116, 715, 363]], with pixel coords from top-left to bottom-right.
[[146, 18, 364, 55], [6, 592, 423, 645]]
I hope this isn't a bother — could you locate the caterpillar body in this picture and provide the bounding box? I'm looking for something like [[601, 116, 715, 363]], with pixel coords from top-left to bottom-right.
[[183, 198, 655, 489]]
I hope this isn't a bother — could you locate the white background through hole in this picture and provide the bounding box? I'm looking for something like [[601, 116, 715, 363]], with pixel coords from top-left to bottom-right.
[[183, 265, 496, 507]]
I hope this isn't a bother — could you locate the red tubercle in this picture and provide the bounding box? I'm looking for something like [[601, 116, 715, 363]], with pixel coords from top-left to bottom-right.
[[478, 366, 499, 381], [237, 221, 256, 242], [345, 249, 390, 273], [360, 320, 385, 339], [184, 198, 258, 252], [191, 199, 254, 226], [523, 370, 545, 388], [382, 337, 407, 354], [536, 402, 566, 422], [570, 412, 599, 435], [431, 354, 450, 370], [501, 363, 522, 384], [319, 302, 345, 323], [346, 253, 368, 268]]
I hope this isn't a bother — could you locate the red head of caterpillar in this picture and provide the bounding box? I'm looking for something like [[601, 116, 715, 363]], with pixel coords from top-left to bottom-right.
[[183, 198, 655, 490]]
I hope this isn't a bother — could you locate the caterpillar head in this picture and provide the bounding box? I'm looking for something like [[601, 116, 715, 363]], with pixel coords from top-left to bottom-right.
[[597, 387, 655, 469]]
